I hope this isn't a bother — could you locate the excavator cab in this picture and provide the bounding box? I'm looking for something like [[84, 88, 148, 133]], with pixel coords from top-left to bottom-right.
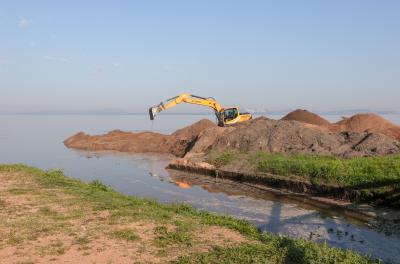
[[222, 108, 239, 122], [220, 107, 252, 126]]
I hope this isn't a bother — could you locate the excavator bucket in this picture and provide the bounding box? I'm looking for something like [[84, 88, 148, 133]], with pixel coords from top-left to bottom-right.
[[149, 107, 157, 120], [149, 106, 159, 120]]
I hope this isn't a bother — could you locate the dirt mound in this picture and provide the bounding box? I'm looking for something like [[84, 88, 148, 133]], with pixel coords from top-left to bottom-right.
[[64, 130, 172, 153], [185, 125, 234, 157], [171, 119, 216, 139], [65, 117, 400, 158], [281, 109, 332, 129], [209, 117, 342, 156], [333, 113, 400, 140], [170, 119, 217, 157], [202, 117, 400, 157], [64, 119, 216, 157], [282, 110, 400, 141]]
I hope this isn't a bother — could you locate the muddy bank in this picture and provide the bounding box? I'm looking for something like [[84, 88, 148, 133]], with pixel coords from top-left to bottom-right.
[[167, 158, 399, 208], [167, 158, 400, 239], [65, 116, 400, 159], [167, 161, 397, 223]]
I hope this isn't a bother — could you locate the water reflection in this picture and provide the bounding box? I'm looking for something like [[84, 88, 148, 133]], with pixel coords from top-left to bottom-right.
[[167, 170, 400, 262]]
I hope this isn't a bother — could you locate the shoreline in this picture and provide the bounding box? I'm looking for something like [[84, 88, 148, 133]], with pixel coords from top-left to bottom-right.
[[167, 158, 400, 226]]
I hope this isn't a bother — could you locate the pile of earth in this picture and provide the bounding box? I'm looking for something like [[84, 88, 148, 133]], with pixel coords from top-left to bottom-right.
[[64, 119, 215, 157], [281, 109, 333, 129], [334, 114, 400, 140], [64, 116, 400, 158], [282, 109, 400, 140]]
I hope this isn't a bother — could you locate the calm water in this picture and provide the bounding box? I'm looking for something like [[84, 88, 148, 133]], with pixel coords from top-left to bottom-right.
[[0, 114, 399, 262]]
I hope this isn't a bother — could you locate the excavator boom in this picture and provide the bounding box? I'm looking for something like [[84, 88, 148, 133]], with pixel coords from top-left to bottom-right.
[[149, 93, 252, 126], [149, 93, 222, 119]]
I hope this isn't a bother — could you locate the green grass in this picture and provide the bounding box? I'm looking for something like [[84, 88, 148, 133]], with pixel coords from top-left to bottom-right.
[[254, 153, 400, 187], [206, 151, 237, 168], [0, 164, 380, 263], [75, 236, 90, 245], [205, 151, 400, 207], [175, 236, 373, 264], [112, 229, 140, 241], [206, 151, 400, 188], [154, 221, 194, 247]]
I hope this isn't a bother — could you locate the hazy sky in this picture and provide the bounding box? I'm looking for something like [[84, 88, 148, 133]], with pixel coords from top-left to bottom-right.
[[1, 1, 399, 113]]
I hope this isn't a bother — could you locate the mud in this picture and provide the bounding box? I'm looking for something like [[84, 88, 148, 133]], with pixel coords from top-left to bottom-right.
[[65, 115, 400, 158]]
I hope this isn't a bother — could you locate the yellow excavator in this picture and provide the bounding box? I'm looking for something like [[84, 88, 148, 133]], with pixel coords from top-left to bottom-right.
[[149, 93, 252, 126]]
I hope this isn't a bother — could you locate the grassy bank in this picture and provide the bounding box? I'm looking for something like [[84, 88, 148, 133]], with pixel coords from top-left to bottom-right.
[[205, 151, 400, 207], [207, 151, 400, 187], [255, 153, 400, 188], [0, 164, 377, 263]]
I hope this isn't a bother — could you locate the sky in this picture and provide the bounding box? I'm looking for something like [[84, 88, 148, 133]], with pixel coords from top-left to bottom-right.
[[0, 0, 399, 114]]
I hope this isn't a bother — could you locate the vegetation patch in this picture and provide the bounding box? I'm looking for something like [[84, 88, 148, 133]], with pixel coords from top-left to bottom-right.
[[175, 238, 373, 264], [206, 151, 237, 168], [74, 236, 90, 245], [112, 229, 139, 241], [205, 152, 400, 206], [253, 152, 400, 188], [154, 222, 194, 247]]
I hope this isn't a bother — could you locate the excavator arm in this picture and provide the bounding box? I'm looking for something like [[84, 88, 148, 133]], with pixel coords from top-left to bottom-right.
[[149, 93, 223, 120]]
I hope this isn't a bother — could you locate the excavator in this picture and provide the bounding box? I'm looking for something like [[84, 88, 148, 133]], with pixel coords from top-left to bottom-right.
[[149, 93, 252, 126]]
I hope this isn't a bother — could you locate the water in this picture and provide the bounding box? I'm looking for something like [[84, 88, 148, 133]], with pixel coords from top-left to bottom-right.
[[0, 114, 399, 262]]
